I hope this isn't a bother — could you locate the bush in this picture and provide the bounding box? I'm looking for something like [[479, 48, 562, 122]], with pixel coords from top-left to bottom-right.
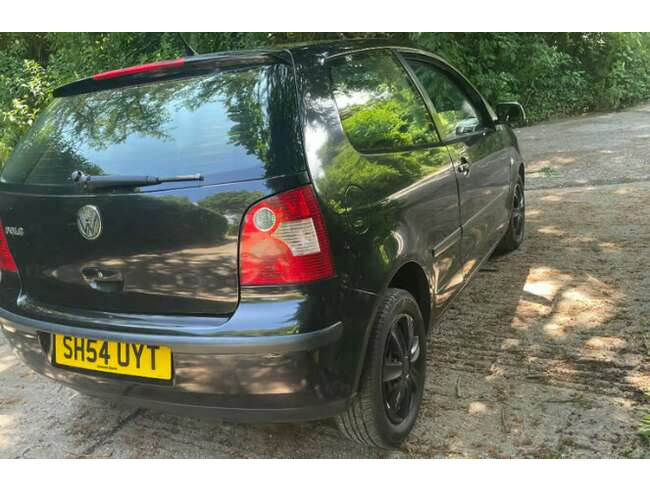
[[0, 52, 53, 162], [1, 32, 650, 166]]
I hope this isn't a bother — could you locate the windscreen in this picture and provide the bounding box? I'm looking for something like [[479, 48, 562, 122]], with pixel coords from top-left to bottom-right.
[[1, 63, 302, 187]]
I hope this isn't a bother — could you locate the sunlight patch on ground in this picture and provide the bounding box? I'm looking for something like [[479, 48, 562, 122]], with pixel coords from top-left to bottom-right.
[[562, 288, 596, 305], [540, 194, 564, 203], [526, 208, 542, 218], [596, 241, 622, 252], [468, 402, 488, 415], [500, 338, 521, 350], [536, 226, 566, 237], [584, 336, 627, 350], [543, 322, 566, 337], [0, 355, 16, 375], [523, 280, 559, 302], [513, 262, 622, 339], [580, 336, 629, 362], [564, 235, 599, 245], [625, 372, 650, 392], [487, 365, 506, 379], [0, 414, 15, 451]]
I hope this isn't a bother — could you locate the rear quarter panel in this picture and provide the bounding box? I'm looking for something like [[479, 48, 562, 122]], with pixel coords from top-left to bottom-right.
[[292, 51, 462, 306]]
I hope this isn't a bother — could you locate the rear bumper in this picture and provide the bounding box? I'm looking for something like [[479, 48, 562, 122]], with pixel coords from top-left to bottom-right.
[[0, 301, 362, 422], [0, 305, 343, 354]]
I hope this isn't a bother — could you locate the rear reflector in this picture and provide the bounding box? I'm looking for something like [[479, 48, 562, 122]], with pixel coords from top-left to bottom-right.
[[92, 58, 185, 80], [0, 221, 18, 273], [239, 186, 335, 286]]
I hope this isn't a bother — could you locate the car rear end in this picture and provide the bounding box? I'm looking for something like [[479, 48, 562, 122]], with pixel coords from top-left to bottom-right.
[[0, 52, 371, 421]]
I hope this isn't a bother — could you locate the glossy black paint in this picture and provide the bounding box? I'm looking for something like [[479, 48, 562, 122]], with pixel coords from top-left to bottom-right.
[[0, 174, 308, 316], [1, 60, 306, 317], [0, 40, 525, 421]]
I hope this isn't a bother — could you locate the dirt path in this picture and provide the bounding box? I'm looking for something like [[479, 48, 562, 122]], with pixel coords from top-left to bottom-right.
[[1, 106, 650, 458], [519, 102, 650, 190]]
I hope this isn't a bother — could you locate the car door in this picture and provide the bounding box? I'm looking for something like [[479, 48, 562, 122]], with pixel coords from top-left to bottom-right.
[[323, 48, 464, 310], [403, 54, 512, 279]]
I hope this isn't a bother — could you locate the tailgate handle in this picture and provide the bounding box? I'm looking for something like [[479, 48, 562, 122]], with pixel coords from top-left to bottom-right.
[[81, 267, 124, 292]]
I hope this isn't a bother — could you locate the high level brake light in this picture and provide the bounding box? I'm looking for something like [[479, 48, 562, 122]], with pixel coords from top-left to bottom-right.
[[92, 58, 185, 80], [239, 185, 335, 286], [0, 220, 18, 273]]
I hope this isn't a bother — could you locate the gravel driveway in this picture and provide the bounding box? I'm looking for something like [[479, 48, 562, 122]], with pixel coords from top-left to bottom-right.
[[2, 105, 650, 458]]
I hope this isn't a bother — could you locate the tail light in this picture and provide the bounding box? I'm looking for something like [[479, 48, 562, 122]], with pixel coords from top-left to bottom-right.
[[92, 58, 185, 80], [0, 221, 18, 273], [239, 185, 335, 286]]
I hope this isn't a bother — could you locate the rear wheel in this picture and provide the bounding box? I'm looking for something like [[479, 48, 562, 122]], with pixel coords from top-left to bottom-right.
[[497, 174, 525, 253], [336, 288, 426, 448]]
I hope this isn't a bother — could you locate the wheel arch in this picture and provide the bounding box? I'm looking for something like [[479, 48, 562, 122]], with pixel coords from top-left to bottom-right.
[[386, 261, 432, 332], [350, 259, 434, 396]]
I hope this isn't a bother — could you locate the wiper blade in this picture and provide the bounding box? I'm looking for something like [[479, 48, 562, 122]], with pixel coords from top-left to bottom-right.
[[71, 171, 204, 190]]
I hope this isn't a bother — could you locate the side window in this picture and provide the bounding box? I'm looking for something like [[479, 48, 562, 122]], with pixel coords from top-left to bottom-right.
[[407, 60, 483, 140], [328, 50, 438, 153]]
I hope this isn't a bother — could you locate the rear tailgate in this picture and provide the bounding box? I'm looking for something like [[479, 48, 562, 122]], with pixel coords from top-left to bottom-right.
[[0, 58, 304, 316]]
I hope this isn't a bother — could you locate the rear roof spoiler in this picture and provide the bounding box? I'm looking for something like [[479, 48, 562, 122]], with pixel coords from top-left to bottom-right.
[[53, 50, 292, 98]]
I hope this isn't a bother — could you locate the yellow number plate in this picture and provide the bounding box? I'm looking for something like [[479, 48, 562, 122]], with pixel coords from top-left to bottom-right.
[[53, 335, 172, 381]]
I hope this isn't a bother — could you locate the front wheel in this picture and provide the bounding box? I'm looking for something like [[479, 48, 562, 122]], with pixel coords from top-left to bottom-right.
[[497, 173, 525, 253], [336, 288, 426, 448]]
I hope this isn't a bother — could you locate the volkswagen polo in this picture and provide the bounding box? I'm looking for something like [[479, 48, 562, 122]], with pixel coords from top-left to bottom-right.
[[0, 40, 526, 448]]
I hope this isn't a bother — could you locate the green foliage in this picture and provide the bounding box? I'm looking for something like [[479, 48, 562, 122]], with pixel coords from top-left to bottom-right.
[[1, 32, 650, 166], [412, 32, 650, 121], [0, 53, 52, 162]]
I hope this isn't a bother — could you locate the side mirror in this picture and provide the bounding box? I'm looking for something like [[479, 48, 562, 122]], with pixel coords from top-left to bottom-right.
[[496, 102, 527, 126]]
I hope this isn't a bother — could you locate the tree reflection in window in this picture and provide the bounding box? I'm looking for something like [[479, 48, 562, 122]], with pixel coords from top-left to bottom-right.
[[329, 50, 438, 153], [1, 62, 302, 186], [408, 60, 482, 139]]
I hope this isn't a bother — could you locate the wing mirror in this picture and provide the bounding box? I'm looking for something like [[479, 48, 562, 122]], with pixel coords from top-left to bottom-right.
[[495, 102, 527, 126]]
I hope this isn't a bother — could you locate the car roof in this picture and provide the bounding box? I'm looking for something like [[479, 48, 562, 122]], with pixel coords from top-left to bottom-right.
[[53, 39, 442, 98], [190, 38, 419, 62]]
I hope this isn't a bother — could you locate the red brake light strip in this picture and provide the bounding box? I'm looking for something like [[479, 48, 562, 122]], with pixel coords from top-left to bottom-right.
[[92, 58, 185, 81]]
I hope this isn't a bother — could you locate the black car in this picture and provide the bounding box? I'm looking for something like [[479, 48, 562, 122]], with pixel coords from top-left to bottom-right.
[[0, 40, 526, 448]]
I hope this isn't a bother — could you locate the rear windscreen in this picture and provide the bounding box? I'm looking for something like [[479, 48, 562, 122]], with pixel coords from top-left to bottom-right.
[[1, 63, 303, 187]]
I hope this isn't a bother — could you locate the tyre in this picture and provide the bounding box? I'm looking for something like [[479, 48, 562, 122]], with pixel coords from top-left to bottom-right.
[[497, 173, 525, 253], [336, 288, 426, 448]]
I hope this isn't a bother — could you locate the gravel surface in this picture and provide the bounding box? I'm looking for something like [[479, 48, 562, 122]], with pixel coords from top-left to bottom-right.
[[2, 104, 650, 458], [519, 103, 650, 190]]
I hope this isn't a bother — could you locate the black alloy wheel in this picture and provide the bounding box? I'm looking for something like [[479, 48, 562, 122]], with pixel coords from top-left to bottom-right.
[[497, 173, 526, 253], [382, 313, 422, 425], [512, 181, 525, 242], [336, 288, 426, 448]]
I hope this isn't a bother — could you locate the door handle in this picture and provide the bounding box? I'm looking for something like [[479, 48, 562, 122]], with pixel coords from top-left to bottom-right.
[[457, 156, 471, 176]]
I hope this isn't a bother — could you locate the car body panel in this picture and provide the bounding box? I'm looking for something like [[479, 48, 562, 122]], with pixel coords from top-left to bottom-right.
[[293, 47, 464, 314], [445, 129, 512, 278], [397, 50, 514, 282]]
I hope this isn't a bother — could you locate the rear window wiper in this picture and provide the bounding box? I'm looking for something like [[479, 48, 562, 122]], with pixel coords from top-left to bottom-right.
[[71, 170, 204, 190]]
